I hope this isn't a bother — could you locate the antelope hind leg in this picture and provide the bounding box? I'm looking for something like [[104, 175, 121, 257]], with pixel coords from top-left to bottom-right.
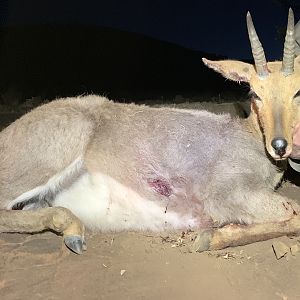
[[0, 207, 86, 254], [192, 215, 300, 252]]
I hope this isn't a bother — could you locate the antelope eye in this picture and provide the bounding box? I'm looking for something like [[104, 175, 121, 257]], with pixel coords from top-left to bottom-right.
[[294, 90, 300, 98], [250, 91, 261, 100]]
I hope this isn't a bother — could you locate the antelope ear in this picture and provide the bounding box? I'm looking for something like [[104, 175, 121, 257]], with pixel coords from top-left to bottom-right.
[[202, 58, 256, 83]]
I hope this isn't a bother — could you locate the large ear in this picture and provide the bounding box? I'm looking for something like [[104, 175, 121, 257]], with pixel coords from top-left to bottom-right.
[[202, 58, 256, 83]]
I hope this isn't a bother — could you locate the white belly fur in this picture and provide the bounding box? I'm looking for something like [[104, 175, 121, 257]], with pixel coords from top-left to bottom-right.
[[53, 172, 197, 231]]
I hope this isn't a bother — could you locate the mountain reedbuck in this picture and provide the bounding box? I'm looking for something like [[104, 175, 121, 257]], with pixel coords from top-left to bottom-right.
[[1, 9, 300, 254]]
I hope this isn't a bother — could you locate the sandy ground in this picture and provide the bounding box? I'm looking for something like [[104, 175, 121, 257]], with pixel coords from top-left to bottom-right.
[[1, 185, 300, 300], [1, 101, 300, 300]]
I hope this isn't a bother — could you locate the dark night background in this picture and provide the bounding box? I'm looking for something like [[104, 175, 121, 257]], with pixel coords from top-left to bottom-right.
[[0, 0, 299, 104]]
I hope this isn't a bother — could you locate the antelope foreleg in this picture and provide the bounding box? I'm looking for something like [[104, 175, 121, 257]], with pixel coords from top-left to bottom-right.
[[0, 207, 85, 254], [192, 216, 300, 252]]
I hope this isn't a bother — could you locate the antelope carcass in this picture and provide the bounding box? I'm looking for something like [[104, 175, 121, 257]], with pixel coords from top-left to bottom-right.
[[1, 9, 300, 254]]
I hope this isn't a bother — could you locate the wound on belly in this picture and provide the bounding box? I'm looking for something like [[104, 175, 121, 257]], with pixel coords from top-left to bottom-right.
[[147, 178, 172, 197]]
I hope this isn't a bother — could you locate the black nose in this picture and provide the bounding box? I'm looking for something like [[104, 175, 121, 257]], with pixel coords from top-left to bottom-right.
[[271, 137, 288, 157]]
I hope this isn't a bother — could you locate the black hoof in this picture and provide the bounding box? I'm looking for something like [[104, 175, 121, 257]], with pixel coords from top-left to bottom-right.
[[190, 230, 213, 253], [64, 235, 86, 254]]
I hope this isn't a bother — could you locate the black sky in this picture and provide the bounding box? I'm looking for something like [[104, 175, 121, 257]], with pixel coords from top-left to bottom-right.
[[0, 0, 298, 60]]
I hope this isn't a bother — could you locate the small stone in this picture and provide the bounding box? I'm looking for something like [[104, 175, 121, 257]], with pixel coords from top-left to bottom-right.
[[290, 244, 300, 256], [272, 241, 290, 260], [120, 269, 126, 276], [223, 253, 229, 259]]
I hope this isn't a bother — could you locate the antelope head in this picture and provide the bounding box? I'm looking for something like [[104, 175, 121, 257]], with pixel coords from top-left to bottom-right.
[[203, 8, 300, 160]]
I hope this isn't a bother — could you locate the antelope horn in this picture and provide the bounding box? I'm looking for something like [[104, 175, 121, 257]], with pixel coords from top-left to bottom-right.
[[246, 12, 269, 78], [281, 8, 295, 76]]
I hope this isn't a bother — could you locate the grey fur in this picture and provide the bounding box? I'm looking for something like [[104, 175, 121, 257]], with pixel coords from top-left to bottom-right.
[[0, 96, 296, 231]]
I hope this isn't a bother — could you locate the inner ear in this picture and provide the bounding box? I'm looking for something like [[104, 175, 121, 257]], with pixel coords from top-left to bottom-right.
[[202, 58, 255, 83]]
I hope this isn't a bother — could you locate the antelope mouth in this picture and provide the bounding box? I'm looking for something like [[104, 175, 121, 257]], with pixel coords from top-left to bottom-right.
[[268, 148, 292, 161], [273, 155, 289, 161]]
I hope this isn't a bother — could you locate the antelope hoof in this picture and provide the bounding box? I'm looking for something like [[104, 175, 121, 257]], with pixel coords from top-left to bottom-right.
[[191, 230, 213, 253], [64, 235, 86, 254]]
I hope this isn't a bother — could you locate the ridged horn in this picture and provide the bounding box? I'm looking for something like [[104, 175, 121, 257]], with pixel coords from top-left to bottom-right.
[[246, 12, 269, 78], [281, 8, 295, 76]]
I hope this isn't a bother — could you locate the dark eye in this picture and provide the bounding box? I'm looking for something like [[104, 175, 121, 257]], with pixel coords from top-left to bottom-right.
[[295, 90, 300, 98], [249, 90, 261, 100]]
